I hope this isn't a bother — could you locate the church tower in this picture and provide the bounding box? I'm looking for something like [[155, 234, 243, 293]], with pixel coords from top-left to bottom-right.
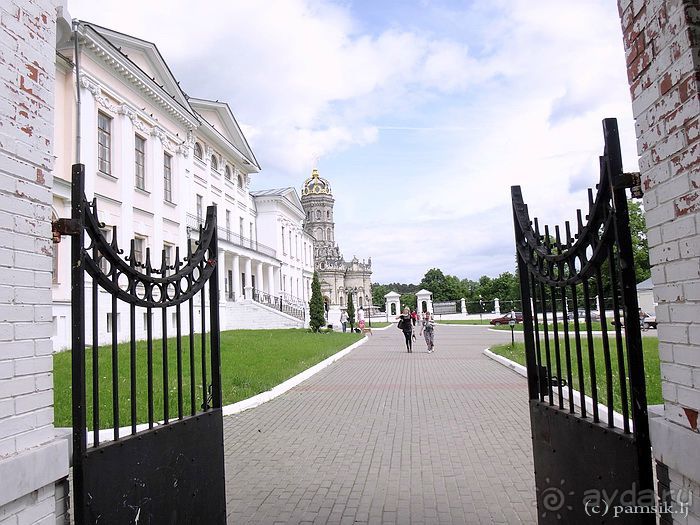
[[301, 169, 335, 252]]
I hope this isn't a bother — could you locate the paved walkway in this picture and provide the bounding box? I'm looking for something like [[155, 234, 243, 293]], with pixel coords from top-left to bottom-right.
[[223, 325, 537, 524]]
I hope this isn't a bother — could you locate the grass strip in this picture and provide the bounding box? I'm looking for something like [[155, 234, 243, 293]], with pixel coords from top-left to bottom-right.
[[489, 337, 661, 414], [54, 329, 362, 429]]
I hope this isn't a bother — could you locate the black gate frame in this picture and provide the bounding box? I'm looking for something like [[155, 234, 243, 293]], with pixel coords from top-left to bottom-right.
[[62, 164, 226, 524], [512, 119, 654, 523]]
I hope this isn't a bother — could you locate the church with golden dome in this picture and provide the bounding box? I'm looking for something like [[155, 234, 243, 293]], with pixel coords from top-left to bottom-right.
[[301, 169, 372, 321]]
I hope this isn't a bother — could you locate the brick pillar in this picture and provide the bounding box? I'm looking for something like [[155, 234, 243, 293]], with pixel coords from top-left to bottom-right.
[[0, 1, 71, 524], [618, 0, 700, 521]]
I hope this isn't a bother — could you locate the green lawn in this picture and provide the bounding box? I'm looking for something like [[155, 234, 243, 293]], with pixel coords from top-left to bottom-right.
[[54, 329, 362, 429], [490, 337, 661, 414], [363, 321, 390, 328]]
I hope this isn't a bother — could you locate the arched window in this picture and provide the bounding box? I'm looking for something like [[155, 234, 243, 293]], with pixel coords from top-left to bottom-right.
[[210, 155, 218, 171], [315, 210, 321, 219], [238, 174, 244, 188], [225, 166, 231, 180], [326, 210, 330, 219], [194, 142, 203, 159], [306, 211, 310, 220], [326, 228, 331, 241]]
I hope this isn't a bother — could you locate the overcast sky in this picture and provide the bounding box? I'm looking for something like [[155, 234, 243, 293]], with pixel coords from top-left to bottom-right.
[[68, 0, 639, 284]]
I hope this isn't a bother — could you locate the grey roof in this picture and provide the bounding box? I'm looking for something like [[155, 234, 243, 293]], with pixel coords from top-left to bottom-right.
[[250, 187, 296, 197], [637, 277, 654, 291]]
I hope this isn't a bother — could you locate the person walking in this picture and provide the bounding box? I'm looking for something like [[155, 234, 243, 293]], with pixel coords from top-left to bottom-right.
[[420, 311, 436, 353], [398, 307, 414, 353], [340, 310, 348, 332]]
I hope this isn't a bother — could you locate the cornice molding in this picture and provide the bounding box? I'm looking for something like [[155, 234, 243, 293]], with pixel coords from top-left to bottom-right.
[[77, 29, 198, 130], [80, 73, 191, 156]]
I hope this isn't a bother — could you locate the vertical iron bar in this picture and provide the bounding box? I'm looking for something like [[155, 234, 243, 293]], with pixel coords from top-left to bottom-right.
[[512, 198, 539, 400], [189, 296, 196, 416], [549, 284, 564, 409], [595, 266, 615, 427], [91, 244, 99, 446], [176, 302, 183, 419], [161, 251, 169, 425], [207, 208, 222, 409], [560, 280, 574, 413], [539, 282, 553, 405], [608, 243, 631, 432], [129, 240, 136, 435], [582, 279, 599, 422], [531, 276, 544, 402], [146, 249, 154, 428], [567, 220, 587, 417], [603, 117, 653, 494], [200, 265, 208, 410], [70, 164, 87, 525], [111, 260, 119, 440]]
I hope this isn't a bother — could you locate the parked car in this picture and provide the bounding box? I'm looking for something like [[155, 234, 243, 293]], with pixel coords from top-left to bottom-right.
[[490, 312, 524, 325], [567, 309, 601, 321], [642, 315, 657, 330]]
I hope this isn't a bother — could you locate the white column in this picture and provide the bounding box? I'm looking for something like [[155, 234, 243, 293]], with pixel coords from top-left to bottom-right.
[[267, 265, 275, 296], [244, 258, 253, 299], [256, 261, 264, 296], [232, 254, 241, 301]]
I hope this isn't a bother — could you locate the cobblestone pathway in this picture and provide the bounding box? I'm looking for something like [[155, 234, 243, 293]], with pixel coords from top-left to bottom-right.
[[224, 324, 537, 524]]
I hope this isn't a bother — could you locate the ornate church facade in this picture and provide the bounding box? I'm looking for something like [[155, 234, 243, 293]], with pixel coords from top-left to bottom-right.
[[300, 170, 372, 319]]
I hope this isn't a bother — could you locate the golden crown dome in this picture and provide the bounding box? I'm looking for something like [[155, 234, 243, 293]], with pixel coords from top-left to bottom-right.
[[301, 169, 332, 196]]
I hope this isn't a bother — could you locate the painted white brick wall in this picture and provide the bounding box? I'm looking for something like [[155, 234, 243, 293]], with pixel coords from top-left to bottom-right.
[[619, 0, 700, 520], [0, 1, 69, 524]]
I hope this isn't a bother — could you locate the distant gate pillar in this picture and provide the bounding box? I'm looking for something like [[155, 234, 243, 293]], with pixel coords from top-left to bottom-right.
[[460, 298, 466, 315], [494, 298, 500, 314], [384, 291, 401, 320], [415, 289, 433, 314]]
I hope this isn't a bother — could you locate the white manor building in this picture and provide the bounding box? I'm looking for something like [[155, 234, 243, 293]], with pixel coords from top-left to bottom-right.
[[51, 22, 314, 349]]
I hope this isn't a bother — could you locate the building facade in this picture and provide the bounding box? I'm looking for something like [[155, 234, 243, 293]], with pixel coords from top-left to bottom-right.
[[51, 22, 310, 349], [300, 169, 372, 324]]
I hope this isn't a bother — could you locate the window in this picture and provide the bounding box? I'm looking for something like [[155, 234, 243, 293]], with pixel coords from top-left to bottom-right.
[[143, 311, 149, 328], [194, 142, 203, 159], [326, 228, 331, 241], [196, 195, 203, 223], [163, 244, 172, 271], [315, 210, 321, 219], [288, 231, 292, 256], [97, 112, 112, 175], [133, 236, 145, 266], [282, 226, 286, 254], [249, 223, 254, 247], [225, 210, 231, 241], [135, 135, 146, 190], [225, 166, 231, 180], [306, 211, 310, 220], [237, 174, 244, 188], [52, 238, 59, 284], [211, 155, 218, 171], [239, 217, 244, 240], [163, 153, 173, 202], [326, 210, 330, 219], [107, 312, 120, 333]]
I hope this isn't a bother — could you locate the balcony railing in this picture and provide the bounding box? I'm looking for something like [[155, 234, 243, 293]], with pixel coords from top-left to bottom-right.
[[252, 289, 305, 321], [187, 214, 276, 257]]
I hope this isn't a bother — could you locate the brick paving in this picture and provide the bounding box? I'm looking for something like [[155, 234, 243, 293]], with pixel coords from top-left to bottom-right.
[[223, 324, 537, 524]]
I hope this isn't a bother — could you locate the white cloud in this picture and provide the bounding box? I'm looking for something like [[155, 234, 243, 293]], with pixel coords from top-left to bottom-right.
[[68, 0, 640, 283]]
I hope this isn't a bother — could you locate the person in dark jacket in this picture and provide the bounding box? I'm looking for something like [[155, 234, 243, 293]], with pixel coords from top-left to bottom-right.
[[398, 307, 414, 353]]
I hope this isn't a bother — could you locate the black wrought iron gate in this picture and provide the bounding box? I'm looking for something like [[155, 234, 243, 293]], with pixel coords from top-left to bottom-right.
[[511, 119, 653, 524], [62, 164, 226, 524]]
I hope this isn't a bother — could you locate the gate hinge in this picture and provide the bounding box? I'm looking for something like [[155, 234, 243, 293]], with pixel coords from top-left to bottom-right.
[[613, 171, 643, 198], [51, 218, 80, 243]]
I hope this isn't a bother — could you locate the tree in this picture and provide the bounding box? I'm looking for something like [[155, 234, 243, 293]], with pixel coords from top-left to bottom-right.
[[347, 294, 355, 331], [372, 283, 389, 312], [419, 268, 467, 301], [400, 293, 416, 311], [309, 272, 325, 332], [628, 199, 651, 283]]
